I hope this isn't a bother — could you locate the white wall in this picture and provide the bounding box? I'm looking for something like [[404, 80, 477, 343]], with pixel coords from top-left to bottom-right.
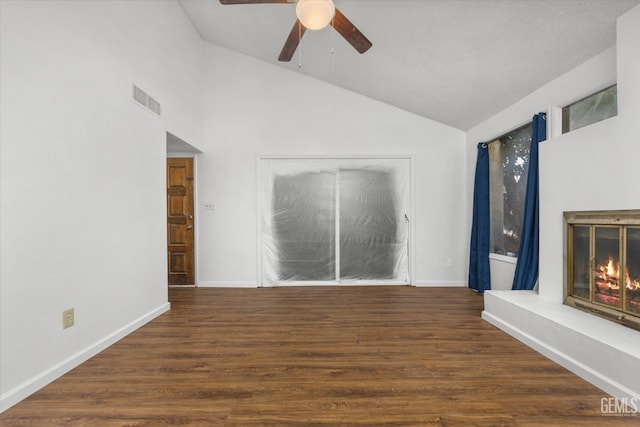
[[197, 45, 467, 287], [466, 46, 618, 290], [0, 0, 203, 411], [5, 0, 633, 413], [474, 4, 640, 399], [539, 5, 640, 304]]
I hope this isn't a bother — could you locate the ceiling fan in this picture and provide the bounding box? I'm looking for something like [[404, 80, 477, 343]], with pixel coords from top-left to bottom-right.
[[219, 0, 372, 62]]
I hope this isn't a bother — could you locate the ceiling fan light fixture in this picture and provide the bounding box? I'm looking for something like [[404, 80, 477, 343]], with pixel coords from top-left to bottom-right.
[[296, 0, 335, 30]]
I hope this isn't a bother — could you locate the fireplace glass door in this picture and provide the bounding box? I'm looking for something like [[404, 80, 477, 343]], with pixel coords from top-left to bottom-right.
[[626, 227, 640, 315], [571, 225, 590, 300], [565, 210, 640, 331], [593, 226, 621, 309]]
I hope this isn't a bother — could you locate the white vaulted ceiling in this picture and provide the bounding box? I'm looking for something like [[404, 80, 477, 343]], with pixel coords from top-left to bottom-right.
[[178, 0, 640, 130]]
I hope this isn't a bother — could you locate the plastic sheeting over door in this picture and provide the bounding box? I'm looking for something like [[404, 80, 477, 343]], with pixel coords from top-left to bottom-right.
[[261, 158, 410, 286]]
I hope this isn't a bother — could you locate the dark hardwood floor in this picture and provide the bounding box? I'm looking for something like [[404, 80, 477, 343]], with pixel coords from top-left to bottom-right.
[[0, 286, 634, 426]]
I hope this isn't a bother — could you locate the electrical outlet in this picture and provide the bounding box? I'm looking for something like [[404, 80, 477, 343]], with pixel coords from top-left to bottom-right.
[[204, 202, 216, 211], [62, 308, 74, 329], [446, 258, 454, 268]]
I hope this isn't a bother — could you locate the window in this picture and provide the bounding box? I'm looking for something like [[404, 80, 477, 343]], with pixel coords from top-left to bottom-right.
[[562, 85, 617, 133], [488, 123, 532, 257], [261, 158, 410, 285], [269, 168, 402, 281]]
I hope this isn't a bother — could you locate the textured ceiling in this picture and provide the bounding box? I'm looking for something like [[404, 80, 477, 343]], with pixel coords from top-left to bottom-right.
[[179, 0, 640, 130]]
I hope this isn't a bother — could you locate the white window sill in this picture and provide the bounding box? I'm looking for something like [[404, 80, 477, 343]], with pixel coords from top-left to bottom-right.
[[489, 253, 518, 265]]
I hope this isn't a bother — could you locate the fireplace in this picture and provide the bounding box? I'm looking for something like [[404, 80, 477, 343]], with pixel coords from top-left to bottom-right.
[[565, 210, 640, 331]]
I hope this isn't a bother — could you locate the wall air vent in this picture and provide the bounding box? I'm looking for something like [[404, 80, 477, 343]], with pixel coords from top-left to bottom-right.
[[132, 84, 161, 116]]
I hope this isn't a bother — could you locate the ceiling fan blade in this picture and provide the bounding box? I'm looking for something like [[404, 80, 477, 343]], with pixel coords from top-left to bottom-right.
[[278, 19, 306, 62], [331, 7, 372, 54], [219, 0, 291, 4]]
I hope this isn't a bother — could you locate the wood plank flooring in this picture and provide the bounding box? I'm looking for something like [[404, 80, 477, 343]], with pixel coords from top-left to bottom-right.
[[0, 286, 635, 426]]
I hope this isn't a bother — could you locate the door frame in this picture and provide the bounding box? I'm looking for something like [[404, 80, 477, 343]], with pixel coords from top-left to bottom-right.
[[257, 155, 415, 287], [167, 153, 199, 286]]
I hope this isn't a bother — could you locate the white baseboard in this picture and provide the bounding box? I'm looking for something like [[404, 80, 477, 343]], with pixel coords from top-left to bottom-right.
[[482, 309, 640, 401], [413, 280, 466, 287], [197, 281, 467, 288], [196, 281, 258, 288], [0, 303, 170, 413]]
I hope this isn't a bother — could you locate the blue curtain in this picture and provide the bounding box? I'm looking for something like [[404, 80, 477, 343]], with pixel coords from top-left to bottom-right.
[[512, 113, 546, 290], [469, 142, 491, 293]]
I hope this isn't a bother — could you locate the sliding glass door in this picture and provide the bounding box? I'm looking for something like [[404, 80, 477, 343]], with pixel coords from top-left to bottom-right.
[[271, 170, 336, 281], [261, 158, 410, 286]]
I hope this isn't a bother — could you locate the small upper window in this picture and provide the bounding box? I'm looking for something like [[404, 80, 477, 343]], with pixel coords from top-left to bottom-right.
[[562, 85, 617, 133]]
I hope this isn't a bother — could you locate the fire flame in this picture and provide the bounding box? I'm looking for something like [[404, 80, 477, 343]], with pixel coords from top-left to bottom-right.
[[628, 270, 640, 291], [595, 255, 640, 291], [606, 258, 616, 277]]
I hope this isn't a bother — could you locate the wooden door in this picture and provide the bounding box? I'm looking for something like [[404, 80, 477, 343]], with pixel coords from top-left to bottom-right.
[[167, 158, 195, 285]]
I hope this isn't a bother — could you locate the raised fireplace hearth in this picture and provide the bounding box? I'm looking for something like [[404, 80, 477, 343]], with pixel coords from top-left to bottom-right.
[[565, 210, 640, 331]]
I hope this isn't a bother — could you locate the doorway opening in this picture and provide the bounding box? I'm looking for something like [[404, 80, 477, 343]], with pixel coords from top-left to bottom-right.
[[167, 157, 195, 285], [260, 158, 411, 286], [166, 132, 201, 286]]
